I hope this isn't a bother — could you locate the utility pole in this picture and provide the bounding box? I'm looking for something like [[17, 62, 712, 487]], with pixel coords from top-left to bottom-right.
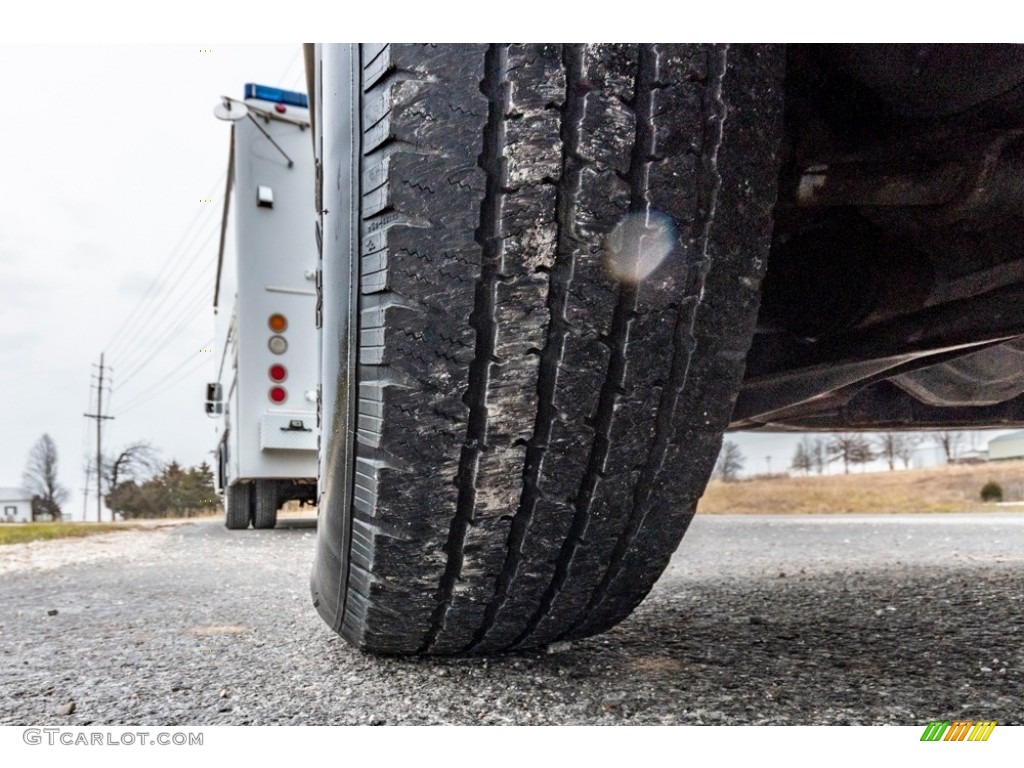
[[84, 353, 115, 522], [81, 462, 90, 521]]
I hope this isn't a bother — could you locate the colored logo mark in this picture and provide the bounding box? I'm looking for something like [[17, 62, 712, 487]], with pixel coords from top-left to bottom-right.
[[920, 720, 997, 742]]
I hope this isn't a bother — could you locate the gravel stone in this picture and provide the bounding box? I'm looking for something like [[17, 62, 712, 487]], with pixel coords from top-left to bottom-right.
[[1, 513, 1022, 725]]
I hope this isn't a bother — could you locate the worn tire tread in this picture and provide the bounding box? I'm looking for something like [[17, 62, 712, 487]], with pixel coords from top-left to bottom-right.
[[325, 43, 783, 654], [253, 481, 278, 530], [225, 482, 251, 530]]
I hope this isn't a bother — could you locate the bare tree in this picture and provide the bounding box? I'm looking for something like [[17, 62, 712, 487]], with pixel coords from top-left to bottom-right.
[[791, 440, 812, 476], [894, 433, 922, 469], [792, 436, 822, 476], [103, 441, 161, 494], [22, 434, 69, 521], [849, 437, 876, 471], [875, 432, 919, 471], [935, 431, 965, 464], [101, 442, 162, 520], [875, 432, 899, 471], [827, 433, 875, 474], [714, 441, 745, 482], [811, 437, 827, 475]]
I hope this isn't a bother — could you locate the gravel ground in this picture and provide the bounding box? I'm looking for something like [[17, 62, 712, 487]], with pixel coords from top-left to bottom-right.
[[1, 513, 1022, 725]]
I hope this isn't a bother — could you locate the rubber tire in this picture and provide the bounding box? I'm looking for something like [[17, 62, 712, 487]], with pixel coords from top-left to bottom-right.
[[253, 480, 278, 530], [312, 44, 783, 654], [224, 482, 252, 530]]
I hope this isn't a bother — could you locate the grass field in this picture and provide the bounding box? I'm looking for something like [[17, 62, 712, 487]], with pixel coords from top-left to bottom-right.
[[3, 463, 1022, 544], [0, 522, 136, 546], [698, 459, 1024, 514]]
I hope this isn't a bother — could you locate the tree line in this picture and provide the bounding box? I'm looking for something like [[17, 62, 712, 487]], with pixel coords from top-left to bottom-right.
[[105, 459, 218, 519], [791, 431, 986, 475], [98, 441, 218, 519], [714, 430, 989, 482], [20, 434, 217, 520]]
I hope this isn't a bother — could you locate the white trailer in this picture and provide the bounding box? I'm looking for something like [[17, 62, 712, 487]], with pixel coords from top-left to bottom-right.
[[206, 83, 318, 529]]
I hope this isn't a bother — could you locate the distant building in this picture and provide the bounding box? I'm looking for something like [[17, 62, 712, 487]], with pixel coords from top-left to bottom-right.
[[988, 430, 1024, 461], [953, 448, 988, 464], [911, 442, 946, 469], [0, 488, 32, 523]]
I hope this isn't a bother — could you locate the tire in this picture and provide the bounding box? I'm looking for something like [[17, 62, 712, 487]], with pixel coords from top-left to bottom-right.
[[253, 480, 278, 530], [224, 482, 251, 530], [313, 44, 784, 654]]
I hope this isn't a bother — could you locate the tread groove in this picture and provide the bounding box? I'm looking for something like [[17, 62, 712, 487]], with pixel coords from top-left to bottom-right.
[[512, 44, 655, 648], [566, 44, 731, 635], [467, 44, 586, 652], [421, 44, 508, 653]]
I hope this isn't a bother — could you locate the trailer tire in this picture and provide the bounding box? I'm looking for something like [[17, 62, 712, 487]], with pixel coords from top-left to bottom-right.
[[313, 44, 784, 654], [253, 480, 278, 530], [225, 482, 251, 530]]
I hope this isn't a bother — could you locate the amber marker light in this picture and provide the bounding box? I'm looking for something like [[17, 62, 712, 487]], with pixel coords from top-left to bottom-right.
[[268, 313, 288, 332]]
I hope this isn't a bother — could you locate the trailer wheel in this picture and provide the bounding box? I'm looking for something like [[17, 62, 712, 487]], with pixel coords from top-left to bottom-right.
[[224, 482, 251, 530], [312, 44, 783, 654], [253, 481, 278, 530]]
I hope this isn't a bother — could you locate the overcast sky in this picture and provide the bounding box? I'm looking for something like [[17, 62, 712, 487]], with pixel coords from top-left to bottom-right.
[[0, 44, 304, 519], [1, 37, 1016, 521]]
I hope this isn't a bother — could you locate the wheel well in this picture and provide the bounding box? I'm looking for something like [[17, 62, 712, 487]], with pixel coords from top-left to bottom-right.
[[741, 45, 1024, 431]]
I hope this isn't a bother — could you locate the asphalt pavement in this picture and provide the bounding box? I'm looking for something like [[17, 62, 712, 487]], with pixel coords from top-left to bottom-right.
[[1, 512, 1021, 725]]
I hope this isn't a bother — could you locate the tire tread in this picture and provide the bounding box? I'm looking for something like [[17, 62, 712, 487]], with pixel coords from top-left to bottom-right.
[[225, 482, 251, 530], [328, 43, 783, 654]]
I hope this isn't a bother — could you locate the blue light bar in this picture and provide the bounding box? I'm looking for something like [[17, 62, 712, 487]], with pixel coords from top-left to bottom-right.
[[243, 83, 309, 109]]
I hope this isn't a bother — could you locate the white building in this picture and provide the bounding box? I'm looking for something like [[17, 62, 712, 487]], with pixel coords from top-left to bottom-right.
[[988, 430, 1024, 461], [0, 487, 33, 522], [911, 442, 946, 469]]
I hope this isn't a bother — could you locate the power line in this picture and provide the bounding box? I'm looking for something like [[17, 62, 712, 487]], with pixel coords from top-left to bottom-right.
[[116, 344, 214, 415], [108, 221, 219, 370], [108, 45, 304, 364], [113, 257, 214, 375], [113, 48, 306, 423], [107, 226, 217, 372], [116, 337, 214, 409], [114, 283, 215, 393], [117, 352, 210, 415], [104, 173, 224, 359], [112, 274, 215, 384], [110, 227, 217, 372]]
